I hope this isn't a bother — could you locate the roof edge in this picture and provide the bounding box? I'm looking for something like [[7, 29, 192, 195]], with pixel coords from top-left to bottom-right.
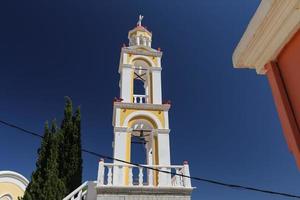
[[233, 0, 300, 74], [0, 170, 29, 191]]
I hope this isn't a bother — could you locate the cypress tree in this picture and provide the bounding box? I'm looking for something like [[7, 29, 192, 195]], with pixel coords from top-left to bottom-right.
[[42, 120, 66, 200], [72, 106, 83, 190], [21, 122, 53, 200], [59, 97, 82, 194], [22, 97, 82, 199], [22, 121, 66, 200]]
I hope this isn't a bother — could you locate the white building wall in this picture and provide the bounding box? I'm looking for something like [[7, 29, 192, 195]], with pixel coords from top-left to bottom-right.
[[97, 194, 191, 200], [151, 70, 162, 104], [120, 66, 133, 103], [164, 111, 169, 129], [113, 131, 128, 185], [157, 132, 171, 186], [122, 53, 128, 64]]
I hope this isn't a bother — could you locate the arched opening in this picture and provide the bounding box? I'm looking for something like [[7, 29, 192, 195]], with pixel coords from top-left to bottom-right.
[[128, 116, 159, 185], [132, 58, 152, 68], [132, 59, 152, 104], [129, 118, 157, 165], [134, 79, 145, 96]]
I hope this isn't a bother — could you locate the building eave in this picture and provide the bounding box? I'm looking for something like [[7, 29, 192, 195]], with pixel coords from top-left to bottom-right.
[[233, 0, 300, 74]]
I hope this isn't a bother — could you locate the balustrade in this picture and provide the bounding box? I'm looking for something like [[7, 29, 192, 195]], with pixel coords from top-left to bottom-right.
[[97, 160, 192, 188], [133, 94, 148, 104], [63, 181, 88, 200]]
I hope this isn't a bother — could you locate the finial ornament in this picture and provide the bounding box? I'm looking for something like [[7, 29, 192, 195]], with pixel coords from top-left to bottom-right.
[[137, 15, 144, 26]]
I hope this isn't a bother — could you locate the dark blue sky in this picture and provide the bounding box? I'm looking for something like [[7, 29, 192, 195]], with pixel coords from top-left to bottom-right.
[[1, 0, 300, 199]]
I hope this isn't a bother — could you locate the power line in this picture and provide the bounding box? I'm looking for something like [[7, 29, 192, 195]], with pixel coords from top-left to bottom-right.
[[82, 149, 300, 199], [0, 119, 44, 139], [1, 119, 300, 199]]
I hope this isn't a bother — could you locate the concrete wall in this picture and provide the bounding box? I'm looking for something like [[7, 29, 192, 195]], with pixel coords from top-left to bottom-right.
[[97, 194, 191, 200], [96, 187, 192, 200]]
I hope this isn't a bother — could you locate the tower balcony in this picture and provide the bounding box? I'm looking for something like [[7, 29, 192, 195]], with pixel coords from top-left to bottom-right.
[[63, 161, 193, 200], [133, 94, 148, 104], [96, 160, 192, 188]]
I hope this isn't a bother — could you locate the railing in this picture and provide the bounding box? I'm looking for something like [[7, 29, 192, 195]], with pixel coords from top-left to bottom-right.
[[97, 160, 192, 188], [133, 94, 148, 104], [63, 181, 88, 200]]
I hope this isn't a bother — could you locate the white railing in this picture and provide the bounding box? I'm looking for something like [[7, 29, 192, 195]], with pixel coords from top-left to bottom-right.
[[133, 94, 148, 104], [97, 160, 192, 188], [63, 181, 88, 200]]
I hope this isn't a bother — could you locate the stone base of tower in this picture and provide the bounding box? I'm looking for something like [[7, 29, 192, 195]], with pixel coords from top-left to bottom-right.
[[96, 186, 193, 200], [62, 182, 193, 200]]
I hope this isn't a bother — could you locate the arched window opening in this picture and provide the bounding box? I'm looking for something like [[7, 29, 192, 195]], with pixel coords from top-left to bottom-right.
[[130, 119, 156, 185], [133, 59, 151, 68], [134, 79, 145, 95], [129, 37, 136, 46], [133, 79, 146, 103], [137, 36, 141, 45], [132, 59, 151, 104], [141, 37, 146, 46]]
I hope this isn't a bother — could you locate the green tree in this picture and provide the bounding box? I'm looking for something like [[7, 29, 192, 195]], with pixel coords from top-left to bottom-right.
[[59, 97, 82, 194], [42, 121, 66, 200], [72, 106, 83, 190], [22, 121, 65, 200], [22, 97, 82, 199]]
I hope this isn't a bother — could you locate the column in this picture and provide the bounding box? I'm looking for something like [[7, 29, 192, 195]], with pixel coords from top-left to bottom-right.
[[151, 69, 162, 104], [120, 66, 133, 103], [156, 130, 171, 186], [113, 130, 129, 185]]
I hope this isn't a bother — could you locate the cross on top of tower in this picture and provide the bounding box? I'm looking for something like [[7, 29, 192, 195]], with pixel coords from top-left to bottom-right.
[[137, 15, 144, 27]]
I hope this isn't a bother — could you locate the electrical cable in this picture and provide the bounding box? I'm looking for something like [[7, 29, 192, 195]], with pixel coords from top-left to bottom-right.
[[1, 119, 300, 199]]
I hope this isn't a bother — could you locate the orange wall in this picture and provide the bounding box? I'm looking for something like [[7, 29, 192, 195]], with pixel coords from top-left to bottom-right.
[[277, 30, 300, 129], [265, 30, 300, 168]]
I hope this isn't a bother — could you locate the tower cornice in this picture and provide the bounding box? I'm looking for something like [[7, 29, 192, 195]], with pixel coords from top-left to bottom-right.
[[122, 47, 163, 57], [113, 127, 171, 134], [128, 25, 152, 37], [113, 102, 170, 111]]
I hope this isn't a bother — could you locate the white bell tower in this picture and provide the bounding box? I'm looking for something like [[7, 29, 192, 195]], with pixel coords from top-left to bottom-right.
[[96, 16, 194, 200]]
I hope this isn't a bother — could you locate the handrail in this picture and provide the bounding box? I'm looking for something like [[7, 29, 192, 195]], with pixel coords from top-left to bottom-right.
[[97, 161, 192, 188], [133, 94, 148, 104], [63, 181, 88, 200], [103, 163, 184, 169]]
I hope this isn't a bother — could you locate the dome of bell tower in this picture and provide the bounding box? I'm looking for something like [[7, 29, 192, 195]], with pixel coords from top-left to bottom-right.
[[128, 15, 152, 47]]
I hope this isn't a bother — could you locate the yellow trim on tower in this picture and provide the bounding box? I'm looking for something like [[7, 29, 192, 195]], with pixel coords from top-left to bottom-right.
[[124, 132, 131, 185], [129, 70, 134, 103], [153, 135, 159, 186], [150, 73, 153, 103], [126, 118, 160, 186], [120, 109, 165, 128]]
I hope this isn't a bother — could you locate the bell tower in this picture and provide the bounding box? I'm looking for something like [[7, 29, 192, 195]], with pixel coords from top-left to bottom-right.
[[96, 16, 194, 200], [119, 16, 162, 105]]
